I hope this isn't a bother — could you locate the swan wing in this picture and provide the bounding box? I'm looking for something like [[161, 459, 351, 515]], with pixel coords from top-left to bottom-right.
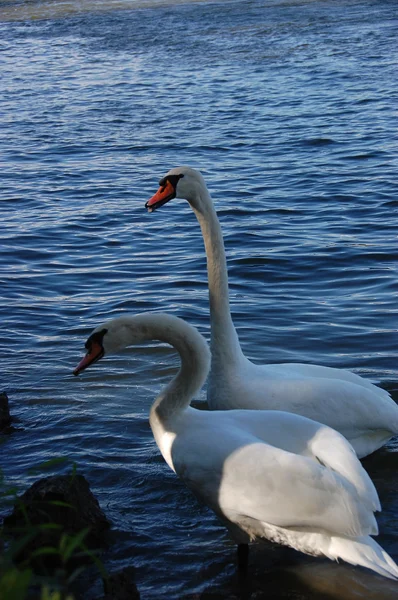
[[269, 362, 391, 399], [171, 418, 377, 540], [219, 370, 398, 447], [213, 409, 381, 512], [218, 441, 377, 537]]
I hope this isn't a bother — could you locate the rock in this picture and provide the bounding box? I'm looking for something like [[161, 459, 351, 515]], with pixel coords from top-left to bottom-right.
[[4, 473, 110, 541], [3, 474, 110, 573], [103, 567, 140, 600], [0, 391, 11, 430]]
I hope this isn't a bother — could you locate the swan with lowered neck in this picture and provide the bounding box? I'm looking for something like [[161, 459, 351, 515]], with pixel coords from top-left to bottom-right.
[[74, 312, 398, 579], [145, 166, 398, 458]]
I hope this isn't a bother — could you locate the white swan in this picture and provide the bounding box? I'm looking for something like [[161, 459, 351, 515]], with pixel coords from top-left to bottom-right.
[[74, 312, 398, 580], [145, 166, 398, 458]]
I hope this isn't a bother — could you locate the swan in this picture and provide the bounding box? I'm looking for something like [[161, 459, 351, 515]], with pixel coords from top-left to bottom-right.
[[145, 166, 398, 458], [73, 312, 398, 580]]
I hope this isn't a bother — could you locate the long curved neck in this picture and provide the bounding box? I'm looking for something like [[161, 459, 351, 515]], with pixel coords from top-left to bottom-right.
[[189, 187, 244, 365], [124, 314, 210, 429], [104, 314, 209, 472]]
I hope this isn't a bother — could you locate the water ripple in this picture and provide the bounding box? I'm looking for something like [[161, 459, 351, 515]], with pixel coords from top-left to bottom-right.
[[1, 1, 397, 599]]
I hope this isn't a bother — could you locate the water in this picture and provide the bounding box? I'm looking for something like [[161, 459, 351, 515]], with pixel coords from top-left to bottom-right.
[[1, 0, 397, 597]]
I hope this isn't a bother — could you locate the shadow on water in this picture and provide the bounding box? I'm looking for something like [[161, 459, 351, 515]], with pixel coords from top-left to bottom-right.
[[184, 544, 398, 599], [186, 540, 398, 600]]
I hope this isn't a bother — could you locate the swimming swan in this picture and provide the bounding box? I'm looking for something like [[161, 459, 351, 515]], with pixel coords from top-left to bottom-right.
[[145, 166, 398, 458], [74, 312, 398, 579]]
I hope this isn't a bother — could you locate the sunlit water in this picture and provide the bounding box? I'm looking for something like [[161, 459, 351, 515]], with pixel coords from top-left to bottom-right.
[[1, 0, 397, 598]]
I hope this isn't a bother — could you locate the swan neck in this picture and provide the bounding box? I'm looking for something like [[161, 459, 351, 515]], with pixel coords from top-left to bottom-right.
[[141, 315, 209, 429], [190, 188, 243, 362]]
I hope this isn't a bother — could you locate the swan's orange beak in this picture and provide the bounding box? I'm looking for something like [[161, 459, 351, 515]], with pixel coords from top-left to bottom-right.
[[145, 179, 176, 212], [73, 341, 104, 376]]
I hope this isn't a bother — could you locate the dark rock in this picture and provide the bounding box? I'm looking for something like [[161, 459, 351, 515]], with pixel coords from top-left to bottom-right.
[[103, 567, 140, 600], [4, 474, 110, 540], [3, 474, 110, 574], [0, 391, 11, 430]]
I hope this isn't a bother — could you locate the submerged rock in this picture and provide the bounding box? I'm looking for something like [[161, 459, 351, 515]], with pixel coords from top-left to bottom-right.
[[0, 391, 11, 430], [103, 567, 140, 600]]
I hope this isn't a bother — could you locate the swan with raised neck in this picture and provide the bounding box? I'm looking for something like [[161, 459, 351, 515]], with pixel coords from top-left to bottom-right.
[[74, 312, 398, 579], [145, 166, 398, 458]]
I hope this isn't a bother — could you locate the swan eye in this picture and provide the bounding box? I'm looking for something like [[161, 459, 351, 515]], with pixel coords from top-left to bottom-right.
[[146, 174, 185, 212], [158, 174, 184, 190], [85, 328, 108, 351]]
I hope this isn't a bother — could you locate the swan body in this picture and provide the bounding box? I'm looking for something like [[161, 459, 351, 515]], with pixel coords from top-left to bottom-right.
[[145, 166, 398, 458], [74, 312, 398, 580]]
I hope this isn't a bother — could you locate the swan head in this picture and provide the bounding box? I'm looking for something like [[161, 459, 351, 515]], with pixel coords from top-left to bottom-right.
[[145, 166, 207, 211], [73, 313, 211, 379], [73, 317, 142, 376]]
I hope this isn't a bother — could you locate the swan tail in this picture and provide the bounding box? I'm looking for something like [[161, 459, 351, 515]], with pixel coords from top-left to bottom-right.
[[327, 535, 398, 580]]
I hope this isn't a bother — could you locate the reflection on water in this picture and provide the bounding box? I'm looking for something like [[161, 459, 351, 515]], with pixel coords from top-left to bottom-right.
[[0, 0, 220, 21]]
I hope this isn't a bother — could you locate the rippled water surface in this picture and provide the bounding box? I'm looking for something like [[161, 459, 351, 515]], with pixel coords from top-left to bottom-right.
[[1, 0, 398, 598]]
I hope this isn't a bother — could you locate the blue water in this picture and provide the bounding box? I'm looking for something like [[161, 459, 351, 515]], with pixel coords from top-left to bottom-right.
[[1, 0, 397, 598]]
